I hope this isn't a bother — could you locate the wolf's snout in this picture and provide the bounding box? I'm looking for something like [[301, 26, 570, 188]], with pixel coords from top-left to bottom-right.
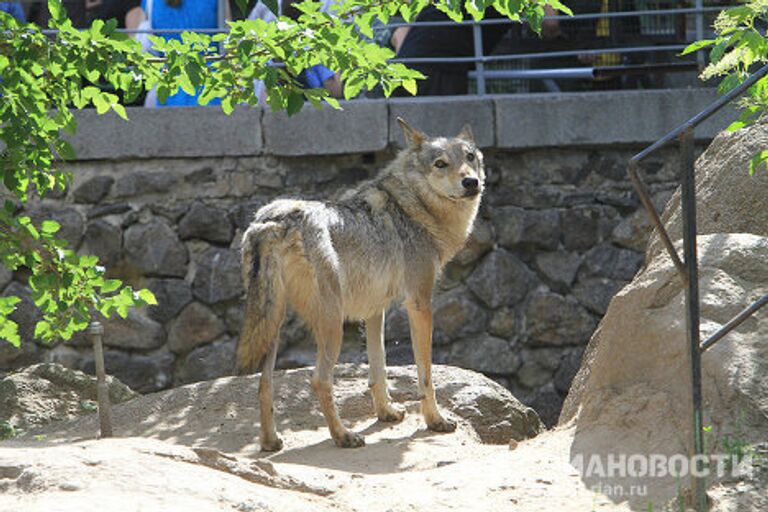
[[461, 177, 479, 191]]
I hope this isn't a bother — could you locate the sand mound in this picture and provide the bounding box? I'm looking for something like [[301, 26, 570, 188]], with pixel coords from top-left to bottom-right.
[[0, 363, 136, 434], [0, 364, 634, 512]]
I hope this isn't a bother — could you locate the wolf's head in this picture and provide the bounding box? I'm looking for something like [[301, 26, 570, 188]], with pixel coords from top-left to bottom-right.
[[397, 117, 485, 202]]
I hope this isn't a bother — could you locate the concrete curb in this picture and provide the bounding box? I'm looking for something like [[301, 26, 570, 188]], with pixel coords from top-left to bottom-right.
[[68, 88, 737, 160]]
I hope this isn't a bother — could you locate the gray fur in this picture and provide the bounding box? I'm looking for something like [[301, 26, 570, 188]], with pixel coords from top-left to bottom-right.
[[237, 118, 485, 449]]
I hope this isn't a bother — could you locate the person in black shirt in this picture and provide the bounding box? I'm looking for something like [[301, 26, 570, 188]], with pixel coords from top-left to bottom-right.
[[394, 6, 560, 96], [392, 7, 509, 96], [98, 0, 141, 27]]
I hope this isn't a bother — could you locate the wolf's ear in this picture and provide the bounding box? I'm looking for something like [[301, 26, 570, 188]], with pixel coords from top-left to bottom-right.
[[397, 117, 425, 148], [457, 124, 475, 143]]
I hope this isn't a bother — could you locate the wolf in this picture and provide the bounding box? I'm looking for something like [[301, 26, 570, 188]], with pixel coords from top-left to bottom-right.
[[237, 118, 485, 450]]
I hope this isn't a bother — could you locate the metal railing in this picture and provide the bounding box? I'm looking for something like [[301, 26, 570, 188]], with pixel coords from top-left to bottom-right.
[[384, 5, 720, 94], [627, 61, 768, 512], [25, 3, 723, 94]]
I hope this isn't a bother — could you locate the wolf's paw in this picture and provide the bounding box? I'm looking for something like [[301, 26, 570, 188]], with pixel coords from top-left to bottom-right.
[[427, 416, 457, 433], [334, 431, 366, 449], [260, 436, 284, 452], [377, 404, 406, 423]]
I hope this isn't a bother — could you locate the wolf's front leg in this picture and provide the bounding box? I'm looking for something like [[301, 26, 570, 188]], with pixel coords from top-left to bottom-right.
[[405, 301, 456, 433], [365, 309, 405, 422]]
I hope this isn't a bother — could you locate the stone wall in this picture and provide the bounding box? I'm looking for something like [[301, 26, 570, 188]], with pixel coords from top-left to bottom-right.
[[0, 91, 737, 426]]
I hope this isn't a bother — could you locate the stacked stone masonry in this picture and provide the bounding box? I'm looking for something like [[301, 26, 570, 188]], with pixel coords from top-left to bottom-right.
[[0, 92, 735, 426]]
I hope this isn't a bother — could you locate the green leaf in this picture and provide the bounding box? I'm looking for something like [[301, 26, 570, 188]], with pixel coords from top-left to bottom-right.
[[465, 0, 486, 21], [41, 220, 61, 234], [92, 93, 111, 115], [710, 41, 728, 64], [34, 320, 51, 340], [0, 317, 20, 347], [681, 39, 716, 56], [221, 96, 235, 115], [749, 150, 768, 176], [525, 4, 546, 34], [112, 103, 128, 121], [402, 79, 417, 96], [48, 0, 67, 25], [79, 254, 99, 267], [286, 91, 305, 115], [263, 0, 279, 16], [137, 288, 157, 305], [235, 0, 249, 16], [0, 296, 21, 347], [56, 140, 76, 161], [101, 279, 122, 293], [324, 96, 341, 110]]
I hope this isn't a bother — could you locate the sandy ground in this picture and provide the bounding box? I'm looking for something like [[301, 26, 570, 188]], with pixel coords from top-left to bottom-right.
[[268, 421, 632, 512], [1, 405, 632, 512], [0, 366, 646, 511]]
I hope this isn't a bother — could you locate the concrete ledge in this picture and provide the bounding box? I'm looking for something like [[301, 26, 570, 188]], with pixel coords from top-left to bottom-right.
[[65, 88, 738, 161], [494, 89, 738, 149], [71, 106, 262, 160], [388, 97, 495, 148], [262, 100, 388, 156]]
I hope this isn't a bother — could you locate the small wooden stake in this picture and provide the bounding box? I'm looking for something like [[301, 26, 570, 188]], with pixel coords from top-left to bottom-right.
[[87, 321, 113, 438]]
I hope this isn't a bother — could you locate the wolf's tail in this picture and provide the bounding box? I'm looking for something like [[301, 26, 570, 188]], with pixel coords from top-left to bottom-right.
[[236, 223, 286, 374]]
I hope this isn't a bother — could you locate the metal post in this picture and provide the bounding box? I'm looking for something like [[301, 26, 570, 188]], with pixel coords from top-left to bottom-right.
[[679, 128, 706, 511], [701, 294, 768, 352], [87, 321, 113, 438], [472, 23, 486, 95], [694, 0, 705, 70]]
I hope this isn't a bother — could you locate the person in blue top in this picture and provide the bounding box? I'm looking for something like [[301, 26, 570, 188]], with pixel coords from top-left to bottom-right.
[[282, 0, 343, 99], [248, 0, 343, 104], [297, 64, 343, 98], [126, 0, 226, 107], [0, 2, 25, 23]]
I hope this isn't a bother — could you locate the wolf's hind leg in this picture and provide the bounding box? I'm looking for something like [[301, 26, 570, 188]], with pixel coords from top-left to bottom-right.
[[258, 340, 282, 452], [365, 309, 405, 422], [406, 300, 456, 433], [311, 315, 365, 448]]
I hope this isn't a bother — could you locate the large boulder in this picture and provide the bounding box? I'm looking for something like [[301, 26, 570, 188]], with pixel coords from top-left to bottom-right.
[[0, 363, 136, 432], [560, 123, 768, 510], [647, 121, 768, 259]]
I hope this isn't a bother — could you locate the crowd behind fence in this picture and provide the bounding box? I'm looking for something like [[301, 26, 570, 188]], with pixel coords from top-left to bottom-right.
[[4, 1, 735, 103]]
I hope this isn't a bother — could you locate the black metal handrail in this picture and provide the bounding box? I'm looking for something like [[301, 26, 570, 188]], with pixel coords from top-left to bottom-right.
[[627, 61, 768, 512]]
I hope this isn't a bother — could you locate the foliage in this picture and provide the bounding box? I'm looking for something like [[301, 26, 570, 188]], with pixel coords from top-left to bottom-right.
[[681, 0, 768, 174], [0, 0, 569, 348], [0, 420, 17, 440]]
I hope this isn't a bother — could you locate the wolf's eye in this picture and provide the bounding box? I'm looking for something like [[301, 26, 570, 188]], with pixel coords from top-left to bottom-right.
[[466, 153, 475, 162], [434, 159, 448, 169]]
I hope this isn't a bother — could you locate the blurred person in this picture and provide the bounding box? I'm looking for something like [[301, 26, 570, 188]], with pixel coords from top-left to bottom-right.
[[393, 5, 560, 96], [98, 0, 140, 28], [282, 0, 343, 98], [248, 0, 343, 104], [26, 0, 101, 28], [0, 2, 25, 22], [126, 0, 229, 107]]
